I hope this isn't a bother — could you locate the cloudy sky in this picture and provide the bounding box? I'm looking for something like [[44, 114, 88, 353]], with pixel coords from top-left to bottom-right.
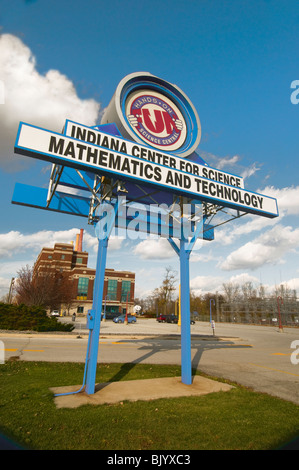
[[0, 0, 299, 300]]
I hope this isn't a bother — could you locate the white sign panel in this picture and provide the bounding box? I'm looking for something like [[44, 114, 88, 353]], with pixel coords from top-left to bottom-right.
[[65, 120, 245, 189], [15, 122, 278, 218]]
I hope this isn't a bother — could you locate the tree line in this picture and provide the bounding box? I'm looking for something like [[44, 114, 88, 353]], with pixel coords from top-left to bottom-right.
[[4, 263, 299, 324], [135, 267, 299, 322]]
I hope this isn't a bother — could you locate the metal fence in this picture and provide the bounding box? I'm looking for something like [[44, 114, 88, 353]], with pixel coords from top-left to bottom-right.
[[208, 298, 299, 326]]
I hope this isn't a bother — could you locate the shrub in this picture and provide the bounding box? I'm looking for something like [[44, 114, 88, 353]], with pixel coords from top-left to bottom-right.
[[0, 303, 74, 332]]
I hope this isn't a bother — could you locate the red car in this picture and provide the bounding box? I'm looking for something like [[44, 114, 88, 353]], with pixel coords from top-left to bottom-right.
[[156, 314, 167, 322]]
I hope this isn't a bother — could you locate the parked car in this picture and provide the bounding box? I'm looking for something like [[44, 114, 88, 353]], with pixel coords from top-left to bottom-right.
[[51, 310, 60, 317], [103, 312, 119, 320], [166, 314, 195, 324], [113, 314, 137, 324], [156, 314, 167, 322], [166, 314, 178, 323]]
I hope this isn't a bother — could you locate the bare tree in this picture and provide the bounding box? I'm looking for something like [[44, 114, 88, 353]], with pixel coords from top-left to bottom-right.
[[152, 266, 177, 314], [258, 283, 266, 300], [222, 282, 240, 303], [15, 265, 74, 311], [241, 282, 257, 300], [274, 283, 294, 301]]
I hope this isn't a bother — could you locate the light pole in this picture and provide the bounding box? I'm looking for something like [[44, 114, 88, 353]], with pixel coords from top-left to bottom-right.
[[125, 292, 129, 324], [8, 277, 15, 303], [103, 295, 109, 322], [277, 296, 283, 332], [210, 298, 215, 336]]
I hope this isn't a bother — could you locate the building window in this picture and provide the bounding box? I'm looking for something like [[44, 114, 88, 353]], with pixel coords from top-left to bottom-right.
[[106, 305, 119, 314], [48, 255, 52, 259], [77, 306, 84, 314], [121, 280, 131, 302], [77, 257, 83, 264], [61, 254, 65, 260], [77, 277, 89, 300], [107, 279, 117, 300]]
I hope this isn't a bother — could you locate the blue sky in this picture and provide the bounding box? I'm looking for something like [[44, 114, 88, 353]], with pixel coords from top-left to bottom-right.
[[0, 0, 299, 300]]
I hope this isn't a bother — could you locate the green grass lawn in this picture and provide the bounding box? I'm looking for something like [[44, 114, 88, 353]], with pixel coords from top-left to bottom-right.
[[0, 361, 298, 450]]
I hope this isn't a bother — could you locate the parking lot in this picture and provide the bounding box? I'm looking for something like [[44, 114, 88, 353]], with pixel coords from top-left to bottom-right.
[[1, 318, 299, 404]]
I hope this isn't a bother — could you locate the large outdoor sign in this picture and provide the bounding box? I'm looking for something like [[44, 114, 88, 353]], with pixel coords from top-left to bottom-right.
[[14, 120, 278, 218], [12, 71, 279, 393]]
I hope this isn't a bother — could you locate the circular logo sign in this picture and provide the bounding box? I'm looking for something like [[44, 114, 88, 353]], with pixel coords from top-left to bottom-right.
[[125, 90, 187, 152], [101, 72, 201, 158]]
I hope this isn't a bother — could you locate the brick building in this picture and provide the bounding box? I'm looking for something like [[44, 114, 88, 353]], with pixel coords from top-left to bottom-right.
[[33, 230, 135, 317]]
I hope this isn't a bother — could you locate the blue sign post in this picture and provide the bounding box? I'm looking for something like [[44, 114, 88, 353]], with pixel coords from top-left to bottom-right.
[[12, 72, 278, 395], [85, 237, 108, 394], [85, 198, 122, 394]]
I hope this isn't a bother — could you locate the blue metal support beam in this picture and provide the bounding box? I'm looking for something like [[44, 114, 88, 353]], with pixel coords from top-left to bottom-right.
[[168, 236, 192, 385], [85, 237, 108, 394], [179, 239, 192, 384], [85, 200, 120, 395], [168, 205, 202, 385]]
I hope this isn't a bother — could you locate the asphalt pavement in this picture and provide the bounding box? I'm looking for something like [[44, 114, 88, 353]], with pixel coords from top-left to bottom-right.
[[1, 318, 299, 405]]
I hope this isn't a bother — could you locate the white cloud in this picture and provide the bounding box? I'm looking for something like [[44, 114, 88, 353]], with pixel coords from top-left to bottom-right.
[[190, 275, 224, 295], [214, 214, 277, 246], [0, 259, 35, 298], [278, 278, 299, 292], [260, 185, 299, 216], [133, 238, 175, 260], [220, 225, 299, 271], [197, 151, 260, 181], [190, 272, 267, 296], [190, 250, 215, 263], [240, 162, 261, 180], [109, 237, 125, 251], [0, 276, 11, 298], [0, 228, 79, 259], [0, 33, 100, 170], [0, 228, 125, 261], [227, 273, 260, 286], [83, 232, 124, 254], [216, 155, 240, 170], [198, 150, 241, 170], [213, 185, 299, 247]]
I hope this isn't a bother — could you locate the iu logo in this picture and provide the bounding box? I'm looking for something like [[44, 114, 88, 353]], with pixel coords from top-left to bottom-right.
[[126, 90, 187, 152]]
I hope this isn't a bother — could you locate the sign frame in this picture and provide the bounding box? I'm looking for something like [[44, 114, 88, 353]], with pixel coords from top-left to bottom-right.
[[14, 121, 278, 218]]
